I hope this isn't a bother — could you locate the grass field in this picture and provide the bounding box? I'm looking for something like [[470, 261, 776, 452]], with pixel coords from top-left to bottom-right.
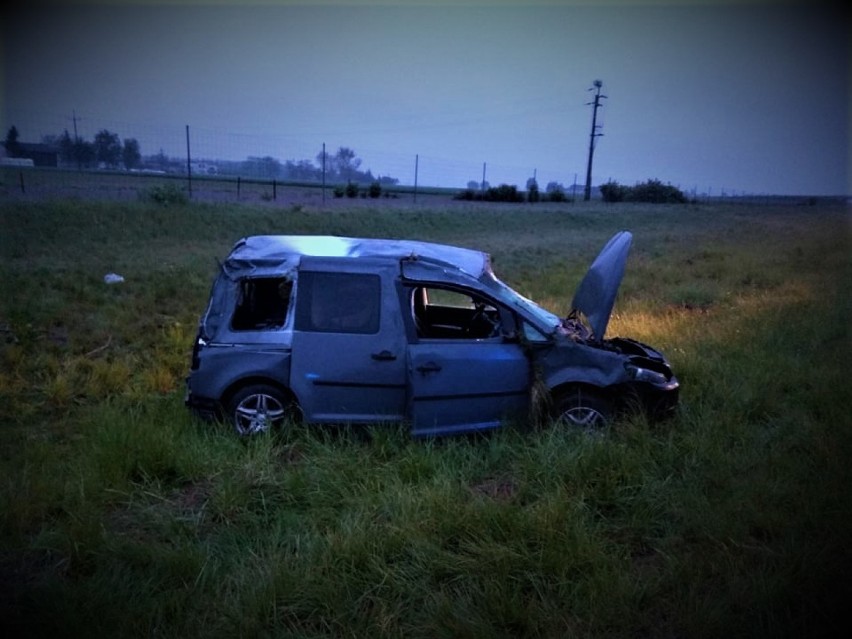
[[1, 197, 850, 637]]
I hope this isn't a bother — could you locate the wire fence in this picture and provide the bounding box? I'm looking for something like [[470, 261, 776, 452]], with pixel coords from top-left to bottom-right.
[[2, 109, 583, 196], [4, 164, 827, 209], [1, 109, 833, 206], [0, 164, 463, 206]]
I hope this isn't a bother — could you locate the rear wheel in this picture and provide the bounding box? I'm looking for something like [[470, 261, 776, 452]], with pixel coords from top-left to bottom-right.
[[227, 384, 294, 436], [554, 388, 612, 432]]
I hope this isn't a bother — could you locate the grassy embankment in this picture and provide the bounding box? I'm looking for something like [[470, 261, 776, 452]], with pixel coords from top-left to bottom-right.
[[1, 198, 850, 637]]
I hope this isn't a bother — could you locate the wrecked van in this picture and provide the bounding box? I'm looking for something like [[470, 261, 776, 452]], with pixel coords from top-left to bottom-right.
[[185, 233, 678, 437]]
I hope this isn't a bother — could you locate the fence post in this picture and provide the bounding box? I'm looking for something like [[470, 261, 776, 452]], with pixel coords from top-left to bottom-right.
[[19, 170, 25, 194], [413, 154, 418, 203], [273, 179, 277, 200], [237, 176, 241, 200], [185, 125, 192, 199]]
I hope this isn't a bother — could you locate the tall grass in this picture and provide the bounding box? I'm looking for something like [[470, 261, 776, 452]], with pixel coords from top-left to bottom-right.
[[1, 198, 850, 637]]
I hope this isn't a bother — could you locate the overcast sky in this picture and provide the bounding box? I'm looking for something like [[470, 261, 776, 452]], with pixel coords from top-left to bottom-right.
[[2, 0, 849, 195]]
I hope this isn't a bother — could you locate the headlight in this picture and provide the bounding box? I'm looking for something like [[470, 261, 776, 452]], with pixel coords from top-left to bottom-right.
[[625, 364, 668, 385]]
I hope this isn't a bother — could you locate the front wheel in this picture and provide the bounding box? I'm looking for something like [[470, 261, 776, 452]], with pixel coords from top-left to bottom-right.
[[227, 384, 294, 436], [553, 388, 612, 432]]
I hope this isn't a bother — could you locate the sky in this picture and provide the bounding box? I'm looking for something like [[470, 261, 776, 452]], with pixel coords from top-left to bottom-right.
[[1, 0, 849, 195]]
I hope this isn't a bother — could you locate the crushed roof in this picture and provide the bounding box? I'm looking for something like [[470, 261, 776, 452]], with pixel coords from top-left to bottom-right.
[[226, 235, 489, 277]]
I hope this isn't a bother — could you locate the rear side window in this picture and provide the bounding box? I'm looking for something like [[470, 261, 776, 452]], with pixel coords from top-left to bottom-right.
[[231, 277, 292, 330], [295, 272, 381, 334]]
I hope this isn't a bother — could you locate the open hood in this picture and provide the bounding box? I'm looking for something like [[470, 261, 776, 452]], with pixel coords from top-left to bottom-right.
[[569, 231, 633, 342]]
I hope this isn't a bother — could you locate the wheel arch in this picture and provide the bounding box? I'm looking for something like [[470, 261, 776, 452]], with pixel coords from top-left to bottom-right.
[[550, 381, 616, 406]]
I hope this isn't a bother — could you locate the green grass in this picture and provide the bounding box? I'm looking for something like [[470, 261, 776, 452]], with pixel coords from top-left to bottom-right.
[[1, 198, 850, 637]]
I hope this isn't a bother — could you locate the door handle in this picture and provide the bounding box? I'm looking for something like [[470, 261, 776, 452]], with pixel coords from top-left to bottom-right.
[[416, 361, 442, 373], [371, 350, 397, 361]]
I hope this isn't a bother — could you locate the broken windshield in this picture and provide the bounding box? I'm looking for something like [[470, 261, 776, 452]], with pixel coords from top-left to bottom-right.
[[483, 272, 561, 334]]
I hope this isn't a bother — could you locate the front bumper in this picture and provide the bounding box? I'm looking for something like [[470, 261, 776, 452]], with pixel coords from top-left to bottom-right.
[[632, 376, 679, 421]]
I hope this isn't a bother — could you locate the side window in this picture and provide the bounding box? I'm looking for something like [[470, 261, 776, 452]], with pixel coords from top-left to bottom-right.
[[521, 320, 550, 344], [295, 272, 381, 334], [231, 277, 292, 330], [410, 286, 503, 340]]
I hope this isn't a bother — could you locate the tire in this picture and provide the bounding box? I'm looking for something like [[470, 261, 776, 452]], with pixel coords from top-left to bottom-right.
[[553, 388, 613, 432], [226, 384, 294, 436]]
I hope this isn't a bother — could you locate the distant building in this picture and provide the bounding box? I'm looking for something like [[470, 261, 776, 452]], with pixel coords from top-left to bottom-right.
[[191, 161, 218, 175], [0, 157, 35, 167], [1, 141, 59, 167]]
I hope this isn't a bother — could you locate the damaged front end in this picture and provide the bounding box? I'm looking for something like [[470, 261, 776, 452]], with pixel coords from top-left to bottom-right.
[[538, 230, 679, 422], [613, 336, 680, 420], [538, 327, 679, 424]]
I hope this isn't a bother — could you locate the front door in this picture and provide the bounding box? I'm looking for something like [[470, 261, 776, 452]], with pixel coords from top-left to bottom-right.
[[290, 260, 407, 422], [406, 286, 530, 436]]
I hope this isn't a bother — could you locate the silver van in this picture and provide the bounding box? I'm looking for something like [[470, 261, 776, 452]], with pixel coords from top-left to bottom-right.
[[186, 233, 678, 437]]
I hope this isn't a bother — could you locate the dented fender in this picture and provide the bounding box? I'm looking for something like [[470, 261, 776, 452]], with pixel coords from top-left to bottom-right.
[[535, 338, 630, 391]]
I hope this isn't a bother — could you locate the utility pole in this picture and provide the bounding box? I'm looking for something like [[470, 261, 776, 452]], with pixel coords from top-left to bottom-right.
[[70, 109, 81, 170], [583, 80, 607, 201], [71, 109, 80, 143]]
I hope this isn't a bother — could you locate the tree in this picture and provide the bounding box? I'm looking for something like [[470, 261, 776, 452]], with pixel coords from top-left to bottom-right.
[[311, 146, 393, 185], [335, 147, 361, 182], [334, 146, 361, 179], [122, 138, 141, 170], [4, 126, 22, 157], [57, 130, 75, 164], [483, 184, 523, 203], [73, 138, 96, 168], [599, 180, 626, 202], [93, 129, 121, 168], [316, 148, 332, 177], [526, 177, 540, 203], [600, 179, 687, 204], [545, 181, 568, 202], [242, 156, 282, 179], [315, 147, 363, 182], [629, 179, 687, 203], [285, 159, 321, 181]]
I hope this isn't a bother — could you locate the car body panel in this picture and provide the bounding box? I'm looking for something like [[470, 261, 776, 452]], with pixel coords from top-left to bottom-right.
[[537, 338, 632, 389], [188, 345, 292, 408], [408, 338, 531, 437], [570, 230, 632, 342], [228, 235, 489, 278], [289, 257, 408, 422]]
